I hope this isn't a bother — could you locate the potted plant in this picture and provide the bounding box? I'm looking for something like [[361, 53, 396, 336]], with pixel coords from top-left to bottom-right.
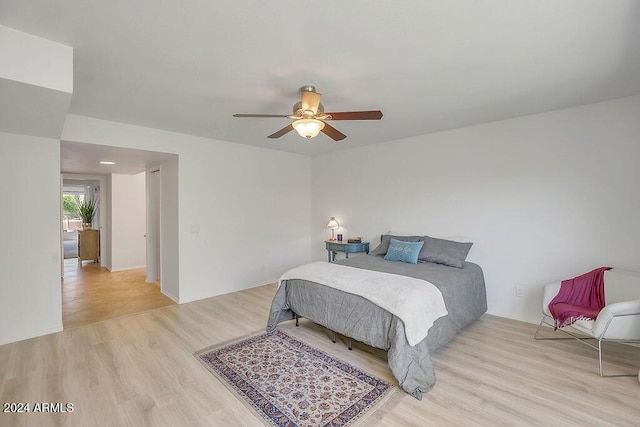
[[76, 196, 97, 230]]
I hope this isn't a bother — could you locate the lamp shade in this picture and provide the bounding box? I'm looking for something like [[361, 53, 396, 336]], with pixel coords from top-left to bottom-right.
[[292, 118, 325, 138], [327, 217, 340, 229]]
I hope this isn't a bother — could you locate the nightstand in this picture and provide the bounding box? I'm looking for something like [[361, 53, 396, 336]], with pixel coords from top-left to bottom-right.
[[325, 241, 370, 262]]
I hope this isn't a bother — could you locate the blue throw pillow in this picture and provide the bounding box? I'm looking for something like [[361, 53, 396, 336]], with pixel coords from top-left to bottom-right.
[[384, 239, 425, 264]]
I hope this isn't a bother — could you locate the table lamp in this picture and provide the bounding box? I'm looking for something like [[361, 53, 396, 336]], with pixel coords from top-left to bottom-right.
[[327, 217, 340, 241]]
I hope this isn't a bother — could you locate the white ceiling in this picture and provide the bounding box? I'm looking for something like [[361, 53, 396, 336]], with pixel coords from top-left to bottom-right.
[[61, 141, 175, 175], [1, 1, 640, 156]]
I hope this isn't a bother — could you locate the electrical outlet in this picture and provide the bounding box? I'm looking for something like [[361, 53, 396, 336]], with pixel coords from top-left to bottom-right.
[[515, 287, 524, 298]]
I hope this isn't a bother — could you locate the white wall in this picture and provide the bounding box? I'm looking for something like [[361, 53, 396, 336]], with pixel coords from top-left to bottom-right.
[[110, 172, 146, 271], [62, 115, 312, 304], [0, 25, 72, 92], [104, 174, 112, 269], [159, 156, 179, 301], [0, 131, 63, 345], [0, 30, 70, 344], [0, 25, 72, 139], [145, 168, 161, 283], [311, 95, 640, 324]]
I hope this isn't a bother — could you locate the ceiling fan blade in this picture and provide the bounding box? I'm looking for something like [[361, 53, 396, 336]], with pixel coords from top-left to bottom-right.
[[233, 114, 290, 118], [324, 110, 383, 121], [267, 124, 294, 139], [321, 122, 347, 141], [301, 91, 322, 114]]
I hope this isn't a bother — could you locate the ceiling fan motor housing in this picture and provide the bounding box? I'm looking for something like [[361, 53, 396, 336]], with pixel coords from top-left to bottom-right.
[[299, 84, 317, 93]]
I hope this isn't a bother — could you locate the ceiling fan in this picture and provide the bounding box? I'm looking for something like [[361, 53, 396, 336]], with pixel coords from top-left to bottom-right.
[[233, 85, 383, 141]]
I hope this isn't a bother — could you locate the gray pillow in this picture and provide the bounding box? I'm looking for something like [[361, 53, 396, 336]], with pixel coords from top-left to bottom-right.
[[369, 234, 423, 256], [418, 236, 473, 268]]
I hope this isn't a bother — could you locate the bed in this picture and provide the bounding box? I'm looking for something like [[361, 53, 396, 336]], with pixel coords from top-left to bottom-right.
[[267, 235, 487, 399]]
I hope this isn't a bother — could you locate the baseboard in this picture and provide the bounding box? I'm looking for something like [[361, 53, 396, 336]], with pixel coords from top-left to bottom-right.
[[178, 280, 277, 305], [0, 324, 64, 346], [107, 264, 146, 273], [161, 289, 179, 303]]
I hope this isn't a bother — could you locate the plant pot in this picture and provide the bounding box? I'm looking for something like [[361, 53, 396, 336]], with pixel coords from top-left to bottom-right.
[[82, 223, 92, 230]]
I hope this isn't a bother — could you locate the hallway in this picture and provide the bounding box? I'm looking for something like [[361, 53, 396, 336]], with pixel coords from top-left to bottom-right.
[[62, 259, 175, 329]]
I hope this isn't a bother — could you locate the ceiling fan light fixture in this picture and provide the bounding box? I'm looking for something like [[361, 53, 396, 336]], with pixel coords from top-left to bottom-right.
[[292, 118, 325, 139]]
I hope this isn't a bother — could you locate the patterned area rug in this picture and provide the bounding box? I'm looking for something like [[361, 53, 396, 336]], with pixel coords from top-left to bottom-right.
[[195, 329, 396, 426]]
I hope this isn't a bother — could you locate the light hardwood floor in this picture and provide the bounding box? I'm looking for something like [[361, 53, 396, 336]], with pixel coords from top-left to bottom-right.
[[1, 283, 639, 426], [62, 259, 176, 329]]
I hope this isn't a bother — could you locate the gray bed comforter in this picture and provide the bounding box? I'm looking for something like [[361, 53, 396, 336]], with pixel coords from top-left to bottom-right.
[[266, 255, 487, 399]]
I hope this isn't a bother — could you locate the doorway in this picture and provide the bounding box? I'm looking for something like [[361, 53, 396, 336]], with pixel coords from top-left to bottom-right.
[[62, 178, 101, 264], [60, 141, 179, 327]]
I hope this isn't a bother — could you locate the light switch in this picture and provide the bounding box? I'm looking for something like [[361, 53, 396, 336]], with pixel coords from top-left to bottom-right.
[[191, 224, 200, 234]]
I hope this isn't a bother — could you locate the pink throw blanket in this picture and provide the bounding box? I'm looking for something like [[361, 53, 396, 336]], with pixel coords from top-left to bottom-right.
[[548, 267, 611, 329]]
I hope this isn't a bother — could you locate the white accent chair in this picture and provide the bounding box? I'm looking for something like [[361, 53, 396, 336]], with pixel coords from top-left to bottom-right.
[[534, 269, 640, 377]]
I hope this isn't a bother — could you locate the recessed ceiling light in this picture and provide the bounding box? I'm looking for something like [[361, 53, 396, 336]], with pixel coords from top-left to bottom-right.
[[99, 161, 115, 165]]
